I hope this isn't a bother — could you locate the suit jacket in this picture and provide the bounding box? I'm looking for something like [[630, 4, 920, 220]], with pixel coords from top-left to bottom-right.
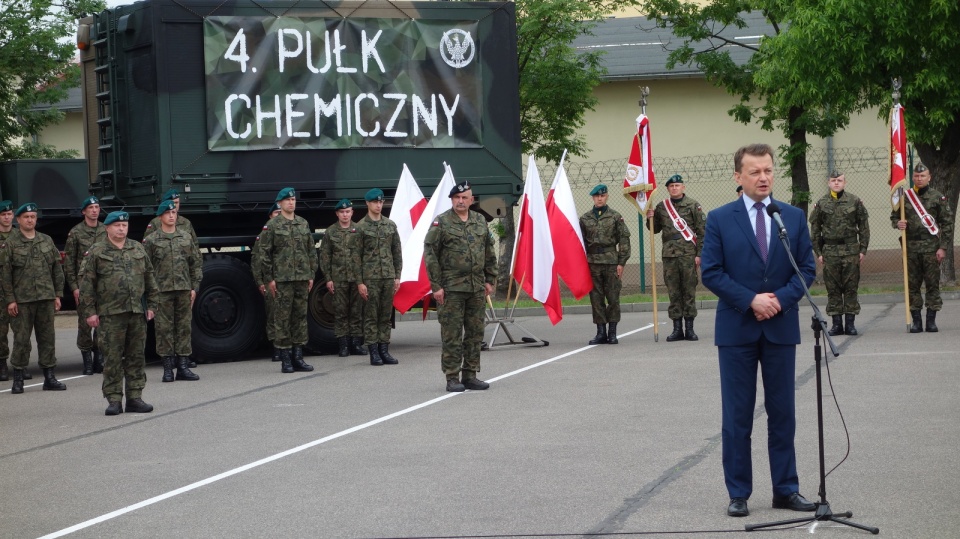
[[701, 198, 816, 346]]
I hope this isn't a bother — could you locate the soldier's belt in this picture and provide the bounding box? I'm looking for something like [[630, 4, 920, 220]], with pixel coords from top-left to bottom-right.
[[823, 238, 859, 245], [662, 233, 683, 241], [588, 246, 613, 254]]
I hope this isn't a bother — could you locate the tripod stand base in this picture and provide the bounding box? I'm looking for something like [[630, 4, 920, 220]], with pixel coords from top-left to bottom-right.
[[745, 502, 879, 534]]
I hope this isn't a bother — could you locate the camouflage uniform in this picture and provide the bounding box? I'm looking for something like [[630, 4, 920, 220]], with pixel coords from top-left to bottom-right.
[[250, 220, 275, 342], [144, 214, 199, 250], [320, 222, 364, 339], [258, 214, 318, 349], [0, 228, 12, 378], [80, 239, 159, 402], [424, 208, 497, 382], [356, 214, 402, 344], [63, 220, 106, 353], [580, 206, 631, 324], [810, 191, 870, 316], [143, 229, 203, 356], [1, 229, 65, 371], [891, 186, 955, 312], [647, 195, 705, 320]]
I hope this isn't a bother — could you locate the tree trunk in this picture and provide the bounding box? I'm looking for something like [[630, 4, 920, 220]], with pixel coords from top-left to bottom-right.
[[496, 210, 517, 298], [916, 131, 960, 284], [786, 106, 811, 215]]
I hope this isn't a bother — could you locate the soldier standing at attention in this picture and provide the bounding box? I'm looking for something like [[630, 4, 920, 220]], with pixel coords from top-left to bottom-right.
[[579, 184, 631, 345], [645, 174, 706, 341], [81, 211, 159, 415], [357, 188, 402, 366], [144, 188, 199, 251], [2, 203, 66, 394], [252, 202, 282, 361], [63, 196, 107, 375], [258, 188, 316, 373], [892, 164, 955, 333], [144, 200, 202, 382], [0, 200, 17, 383], [321, 199, 366, 358], [424, 182, 497, 392], [809, 171, 870, 336]]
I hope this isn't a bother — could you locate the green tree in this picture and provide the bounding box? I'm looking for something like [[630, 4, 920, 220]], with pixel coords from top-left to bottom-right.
[[497, 0, 636, 296], [0, 0, 104, 160]]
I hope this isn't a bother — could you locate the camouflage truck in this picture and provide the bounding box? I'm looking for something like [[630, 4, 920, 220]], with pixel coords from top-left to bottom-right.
[[1, 0, 521, 361]]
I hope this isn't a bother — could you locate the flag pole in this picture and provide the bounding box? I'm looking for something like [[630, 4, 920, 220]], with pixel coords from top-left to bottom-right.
[[892, 79, 911, 333], [639, 87, 660, 342]]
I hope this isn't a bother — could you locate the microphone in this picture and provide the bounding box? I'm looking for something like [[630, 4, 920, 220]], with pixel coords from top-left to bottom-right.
[[766, 202, 787, 236]]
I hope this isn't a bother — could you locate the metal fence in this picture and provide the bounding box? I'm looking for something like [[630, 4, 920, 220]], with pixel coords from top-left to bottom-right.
[[503, 146, 957, 295]]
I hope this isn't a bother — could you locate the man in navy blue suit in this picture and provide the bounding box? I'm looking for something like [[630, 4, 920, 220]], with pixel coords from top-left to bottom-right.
[[701, 144, 818, 518]]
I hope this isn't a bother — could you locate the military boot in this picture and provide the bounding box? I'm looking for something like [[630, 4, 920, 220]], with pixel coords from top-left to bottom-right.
[[11, 369, 24, 394], [291, 345, 314, 372], [176, 356, 200, 381], [684, 318, 699, 341], [910, 310, 923, 333], [0, 361, 8, 382], [104, 400, 123, 416], [588, 324, 607, 345], [42, 368, 66, 391], [280, 349, 295, 373], [161, 356, 176, 383], [337, 337, 349, 357], [446, 378, 465, 392], [379, 343, 399, 365], [607, 323, 619, 344], [369, 343, 383, 366], [666, 319, 685, 342], [349, 337, 367, 356], [81, 350, 94, 376], [926, 310, 939, 333], [844, 314, 858, 336], [22, 370, 32, 380], [125, 397, 154, 413], [92, 349, 104, 374], [461, 374, 489, 390], [188, 358, 197, 368], [272, 347, 281, 362], [828, 315, 844, 336]]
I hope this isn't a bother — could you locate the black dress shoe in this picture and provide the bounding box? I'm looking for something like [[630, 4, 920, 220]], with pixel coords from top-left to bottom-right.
[[772, 492, 816, 511], [727, 498, 749, 517]]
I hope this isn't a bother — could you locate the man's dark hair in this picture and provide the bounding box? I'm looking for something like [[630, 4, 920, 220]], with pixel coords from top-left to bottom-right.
[[734, 144, 775, 172]]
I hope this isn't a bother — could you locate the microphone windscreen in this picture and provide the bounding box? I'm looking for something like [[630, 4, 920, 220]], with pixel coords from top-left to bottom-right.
[[766, 202, 781, 217]]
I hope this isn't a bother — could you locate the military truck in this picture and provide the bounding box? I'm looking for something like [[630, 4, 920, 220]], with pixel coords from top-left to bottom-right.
[[0, 0, 521, 361]]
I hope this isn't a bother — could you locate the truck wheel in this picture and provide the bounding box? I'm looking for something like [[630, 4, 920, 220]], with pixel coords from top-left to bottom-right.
[[306, 282, 338, 354], [192, 254, 266, 362]]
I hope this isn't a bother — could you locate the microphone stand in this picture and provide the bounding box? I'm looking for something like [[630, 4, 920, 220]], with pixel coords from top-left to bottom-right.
[[745, 220, 879, 534]]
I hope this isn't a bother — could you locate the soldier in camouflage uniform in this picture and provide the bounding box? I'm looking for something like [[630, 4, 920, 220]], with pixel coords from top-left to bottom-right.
[[257, 188, 317, 373], [320, 198, 366, 357], [144, 200, 202, 382], [646, 175, 706, 342], [580, 184, 631, 345], [809, 172, 870, 336], [357, 188, 403, 366], [0, 200, 15, 383], [251, 202, 281, 361], [1, 203, 67, 394], [892, 164, 955, 333], [81, 211, 159, 416], [144, 188, 199, 251], [63, 196, 107, 375], [425, 182, 497, 392]]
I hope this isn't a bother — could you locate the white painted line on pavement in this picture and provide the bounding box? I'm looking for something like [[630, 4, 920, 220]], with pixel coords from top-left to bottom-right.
[[39, 323, 654, 539], [0, 375, 89, 394]]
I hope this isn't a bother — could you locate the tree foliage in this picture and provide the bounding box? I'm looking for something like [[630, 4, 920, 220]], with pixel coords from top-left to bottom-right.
[[0, 0, 104, 160]]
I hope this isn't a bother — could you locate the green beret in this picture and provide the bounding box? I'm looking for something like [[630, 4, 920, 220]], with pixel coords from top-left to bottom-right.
[[275, 187, 296, 202], [665, 174, 683, 185], [161, 188, 180, 201], [0, 200, 12, 213], [156, 200, 177, 216], [365, 188, 384, 202], [81, 196, 99, 210], [589, 184, 608, 196], [736, 185, 743, 194], [15, 203, 38, 216], [269, 202, 280, 214], [914, 163, 928, 173], [449, 181, 472, 198], [104, 211, 129, 225], [335, 198, 353, 210]]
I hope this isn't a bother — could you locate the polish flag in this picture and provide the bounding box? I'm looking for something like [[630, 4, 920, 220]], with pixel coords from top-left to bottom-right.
[[546, 150, 592, 300], [512, 156, 562, 324], [390, 164, 428, 245], [890, 103, 908, 207], [393, 164, 456, 313]]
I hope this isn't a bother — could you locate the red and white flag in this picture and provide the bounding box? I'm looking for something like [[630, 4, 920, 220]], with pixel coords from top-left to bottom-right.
[[513, 156, 562, 324], [623, 114, 657, 212], [546, 150, 592, 299], [393, 164, 456, 314], [390, 164, 428, 245], [890, 103, 908, 207]]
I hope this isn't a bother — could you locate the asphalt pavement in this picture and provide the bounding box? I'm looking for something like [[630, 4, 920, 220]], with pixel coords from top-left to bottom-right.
[[1, 299, 958, 538]]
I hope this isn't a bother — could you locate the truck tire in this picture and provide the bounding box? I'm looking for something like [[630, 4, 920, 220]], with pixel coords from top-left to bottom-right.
[[192, 254, 266, 362], [306, 280, 338, 354]]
